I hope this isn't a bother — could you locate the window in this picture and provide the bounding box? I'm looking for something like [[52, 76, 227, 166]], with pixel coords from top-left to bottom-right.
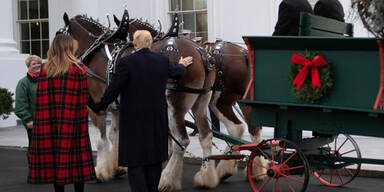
[[169, 0, 208, 42], [17, 0, 49, 59]]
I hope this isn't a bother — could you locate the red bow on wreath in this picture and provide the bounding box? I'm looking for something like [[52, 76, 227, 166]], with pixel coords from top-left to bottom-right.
[[291, 53, 327, 90]]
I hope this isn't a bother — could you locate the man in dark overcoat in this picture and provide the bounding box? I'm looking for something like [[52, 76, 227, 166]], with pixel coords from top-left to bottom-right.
[[272, 0, 313, 36], [89, 30, 192, 192], [314, 0, 345, 22]]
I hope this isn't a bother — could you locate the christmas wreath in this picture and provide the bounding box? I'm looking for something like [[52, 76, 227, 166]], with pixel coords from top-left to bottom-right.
[[288, 51, 334, 104]]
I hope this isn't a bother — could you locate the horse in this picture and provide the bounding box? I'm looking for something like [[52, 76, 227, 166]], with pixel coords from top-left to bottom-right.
[[123, 16, 267, 181], [115, 15, 220, 190], [204, 41, 266, 180], [57, 12, 131, 182]]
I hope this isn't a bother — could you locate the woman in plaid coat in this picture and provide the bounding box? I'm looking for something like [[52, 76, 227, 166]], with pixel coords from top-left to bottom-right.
[[28, 34, 96, 192]]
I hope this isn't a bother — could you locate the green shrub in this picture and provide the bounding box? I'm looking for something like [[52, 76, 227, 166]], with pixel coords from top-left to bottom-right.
[[0, 87, 14, 120]]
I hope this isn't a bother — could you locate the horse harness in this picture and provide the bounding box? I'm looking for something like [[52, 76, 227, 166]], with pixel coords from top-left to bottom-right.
[[161, 37, 214, 94], [210, 41, 249, 96], [58, 12, 133, 86]]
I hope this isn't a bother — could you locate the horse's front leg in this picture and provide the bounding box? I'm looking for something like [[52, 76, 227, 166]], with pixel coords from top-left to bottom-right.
[[89, 110, 114, 182], [158, 93, 196, 191], [109, 110, 127, 178], [192, 91, 219, 189]]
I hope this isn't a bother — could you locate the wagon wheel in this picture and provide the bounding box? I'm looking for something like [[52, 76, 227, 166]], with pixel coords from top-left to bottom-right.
[[247, 138, 309, 192], [312, 134, 361, 187]]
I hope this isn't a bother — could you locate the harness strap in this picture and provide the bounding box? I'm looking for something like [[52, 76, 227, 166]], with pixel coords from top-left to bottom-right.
[[167, 83, 212, 94], [85, 66, 107, 83]]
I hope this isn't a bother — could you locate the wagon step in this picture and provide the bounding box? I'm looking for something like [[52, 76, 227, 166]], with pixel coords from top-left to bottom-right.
[[205, 154, 247, 161]]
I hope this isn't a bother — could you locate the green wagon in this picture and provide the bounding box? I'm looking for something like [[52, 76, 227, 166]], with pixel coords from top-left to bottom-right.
[[227, 36, 384, 192]]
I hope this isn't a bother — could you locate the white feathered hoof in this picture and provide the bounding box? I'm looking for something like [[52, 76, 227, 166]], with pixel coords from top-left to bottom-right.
[[216, 160, 237, 182], [243, 156, 268, 181], [95, 166, 114, 183], [193, 163, 219, 189], [158, 170, 181, 192], [114, 167, 127, 178]]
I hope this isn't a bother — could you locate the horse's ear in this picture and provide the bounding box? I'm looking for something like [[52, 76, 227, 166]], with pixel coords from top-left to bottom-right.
[[63, 12, 70, 26], [113, 14, 121, 26], [164, 13, 180, 38]]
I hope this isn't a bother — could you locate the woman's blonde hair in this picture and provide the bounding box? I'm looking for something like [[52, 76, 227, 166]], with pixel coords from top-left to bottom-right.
[[133, 30, 153, 49], [45, 34, 81, 78], [25, 55, 42, 68]]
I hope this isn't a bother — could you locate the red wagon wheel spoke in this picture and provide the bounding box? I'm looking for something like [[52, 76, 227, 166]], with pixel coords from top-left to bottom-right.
[[280, 142, 287, 164], [259, 177, 272, 191], [284, 177, 297, 192], [252, 159, 268, 169], [282, 151, 298, 165], [340, 149, 356, 156], [337, 137, 349, 152], [270, 142, 275, 166], [281, 173, 304, 184], [329, 170, 334, 184], [344, 167, 354, 177], [257, 146, 272, 162], [251, 172, 267, 180], [336, 170, 345, 185], [285, 165, 304, 171]]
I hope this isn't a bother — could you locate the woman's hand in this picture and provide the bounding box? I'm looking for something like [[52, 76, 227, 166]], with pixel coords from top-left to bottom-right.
[[26, 121, 33, 129], [178, 56, 193, 67]]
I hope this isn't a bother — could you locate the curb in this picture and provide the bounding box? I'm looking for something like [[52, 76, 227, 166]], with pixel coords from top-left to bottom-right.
[[2, 146, 384, 179]]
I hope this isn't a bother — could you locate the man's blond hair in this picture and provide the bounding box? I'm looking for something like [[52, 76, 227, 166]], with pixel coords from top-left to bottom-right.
[[133, 30, 153, 49], [25, 55, 42, 68]]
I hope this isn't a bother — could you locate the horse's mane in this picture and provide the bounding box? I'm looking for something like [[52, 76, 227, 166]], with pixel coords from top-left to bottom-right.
[[130, 18, 160, 33], [75, 14, 109, 32]]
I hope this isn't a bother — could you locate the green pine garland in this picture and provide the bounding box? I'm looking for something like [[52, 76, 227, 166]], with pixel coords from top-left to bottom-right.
[[288, 51, 334, 104], [0, 87, 14, 120]]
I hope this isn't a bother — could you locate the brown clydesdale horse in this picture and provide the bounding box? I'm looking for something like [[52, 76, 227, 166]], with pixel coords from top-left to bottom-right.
[[115, 16, 220, 190], [57, 13, 131, 182], [123, 17, 266, 182]]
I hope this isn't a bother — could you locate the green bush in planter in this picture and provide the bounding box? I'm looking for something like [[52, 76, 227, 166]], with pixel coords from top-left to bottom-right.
[[0, 87, 14, 120]]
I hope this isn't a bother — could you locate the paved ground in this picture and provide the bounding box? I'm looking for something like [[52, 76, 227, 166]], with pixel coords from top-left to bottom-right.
[[1, 147, 384, 192], [2, 124, 384, 172]]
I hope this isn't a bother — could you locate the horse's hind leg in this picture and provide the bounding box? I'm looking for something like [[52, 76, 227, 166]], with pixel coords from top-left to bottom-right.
[[89, 110, 114, 182], [240, 105, 267, 180], [210, 92, 245, 180], [158, 92, 196, 191], [192, 91, 219, 189]]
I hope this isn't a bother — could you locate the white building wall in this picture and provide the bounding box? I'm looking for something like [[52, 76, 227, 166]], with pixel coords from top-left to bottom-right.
[[0, 0, 375, 127]]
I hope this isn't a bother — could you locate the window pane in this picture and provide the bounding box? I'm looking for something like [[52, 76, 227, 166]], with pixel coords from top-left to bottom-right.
[[195, 0, 207, 10], [182, 0, 193, 10], [42, 40, 49, 59], [196, 32, 207, 43], [31, 21, 40, 40], [182, 13, 195, 32], [31, 40, 41, 57], [20, 23, 30, 40], [18, 0, 28, 19], [40, 0, 48, 18], [196, 13, 207, 32], [170, 0, 180, 11], [29, 0, 39, 19], [21, 41, 30, 54], [42, 22, 49, 39]]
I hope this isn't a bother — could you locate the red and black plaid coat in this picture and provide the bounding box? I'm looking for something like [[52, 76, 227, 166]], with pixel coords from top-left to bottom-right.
[[28, 64, 96, 184]]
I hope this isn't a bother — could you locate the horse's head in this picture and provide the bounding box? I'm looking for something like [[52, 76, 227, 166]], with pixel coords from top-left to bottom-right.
[[113, 15, 163, 41], [56, 13, 109, 56]]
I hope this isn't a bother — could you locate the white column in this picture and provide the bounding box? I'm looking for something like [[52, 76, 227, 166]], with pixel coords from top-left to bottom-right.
[[0, 0, 18, 53], [0, 0, 28, 127]]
